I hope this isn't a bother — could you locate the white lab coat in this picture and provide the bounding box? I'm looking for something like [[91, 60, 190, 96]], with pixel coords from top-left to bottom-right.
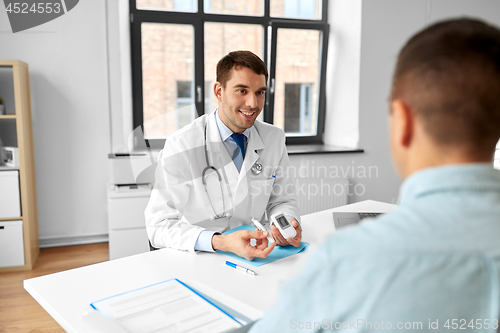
[[145, 110, 300, 252]]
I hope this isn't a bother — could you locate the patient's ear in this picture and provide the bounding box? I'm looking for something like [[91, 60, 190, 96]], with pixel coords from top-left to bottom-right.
[[390, 100, 414, 148]]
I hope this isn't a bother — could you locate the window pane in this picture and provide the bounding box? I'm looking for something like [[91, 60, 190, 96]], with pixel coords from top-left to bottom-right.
[[204, 22, 264, 114], [204, 0, 263, 16], [274, 28, 322, 136], [270, 0, 322, 20], [136, 0, 197, 12], [177, 81, 192, 98], [141, 23, 195, 139]]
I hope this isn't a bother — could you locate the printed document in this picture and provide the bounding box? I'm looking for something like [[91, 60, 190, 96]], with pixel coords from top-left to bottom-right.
[[91, 279, 242, 333]]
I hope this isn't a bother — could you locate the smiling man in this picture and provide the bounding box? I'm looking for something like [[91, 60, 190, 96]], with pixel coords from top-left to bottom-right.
[[145, 51, 302, 260]]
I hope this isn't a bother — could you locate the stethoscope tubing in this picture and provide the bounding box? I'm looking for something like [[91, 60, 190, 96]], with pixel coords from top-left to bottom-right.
[[202, 122, 263, 220], [203, 124, 227, 219]]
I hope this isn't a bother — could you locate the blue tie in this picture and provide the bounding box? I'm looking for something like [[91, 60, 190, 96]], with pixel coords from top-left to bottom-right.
[[231, 133, 246, 160]]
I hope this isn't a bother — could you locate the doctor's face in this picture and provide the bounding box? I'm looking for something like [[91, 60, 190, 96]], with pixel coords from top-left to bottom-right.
[[214, 67, 267, 134]]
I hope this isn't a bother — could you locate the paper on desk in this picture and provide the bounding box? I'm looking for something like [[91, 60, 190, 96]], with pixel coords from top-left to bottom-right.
[[90, 279, 242, 333], [186, 279, 263, 322], [216, 225, 309, 267]]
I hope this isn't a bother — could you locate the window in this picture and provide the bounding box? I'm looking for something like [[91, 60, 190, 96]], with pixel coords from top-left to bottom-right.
[[271, 0, 322, 20], [284, 83, 313, 134], [175, 80, 211, 122], [274, 28, 322, 136], [174, 0, 197, 12], [139, 22, 194, 139], [130, 0, 329, 148], [282, 0, 317, 19], [137, 0, 197, 12], [204, 22, 264, 114], [175, 81, 196, 128]]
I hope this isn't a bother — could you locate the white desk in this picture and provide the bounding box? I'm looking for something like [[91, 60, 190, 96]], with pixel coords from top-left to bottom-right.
[[24, 200, 395, 332]]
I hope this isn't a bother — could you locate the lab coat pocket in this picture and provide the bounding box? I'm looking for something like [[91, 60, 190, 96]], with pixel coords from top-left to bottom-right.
[[249, 178, 274, 219]]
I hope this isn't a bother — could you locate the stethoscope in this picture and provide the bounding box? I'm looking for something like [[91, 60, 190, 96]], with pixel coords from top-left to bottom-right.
[[202, 124, 263, 220]]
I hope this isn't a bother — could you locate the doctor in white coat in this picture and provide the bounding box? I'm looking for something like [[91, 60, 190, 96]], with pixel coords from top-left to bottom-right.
[[145, 51, 301, 260]]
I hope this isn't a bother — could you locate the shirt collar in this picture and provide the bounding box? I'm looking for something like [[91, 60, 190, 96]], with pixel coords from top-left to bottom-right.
[[398, 163, 500, 204], [215, 108, 251, 142]]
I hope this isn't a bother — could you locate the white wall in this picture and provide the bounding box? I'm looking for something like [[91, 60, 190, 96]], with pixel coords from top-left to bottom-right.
[[0, 0, 110, 245], [302, 0, 404, 205], [107, 0, 134, 153], [315, 0, 500, 205]]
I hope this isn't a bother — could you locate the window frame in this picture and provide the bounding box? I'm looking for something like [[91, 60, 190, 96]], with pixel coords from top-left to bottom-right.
[[129, 0, 329, 148], [495, 140, 500, 170], [267, 20, 328, 144]]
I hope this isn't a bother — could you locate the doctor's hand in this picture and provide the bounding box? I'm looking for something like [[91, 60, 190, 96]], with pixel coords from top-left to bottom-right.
[[212, 230, 276, 261], [270, 219, 302, 247]]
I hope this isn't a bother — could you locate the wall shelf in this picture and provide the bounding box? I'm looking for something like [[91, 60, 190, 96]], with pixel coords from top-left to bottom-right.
[[0, 216, 23, 222], [0, 115, 16, 120], [0, 60, 39, 272]]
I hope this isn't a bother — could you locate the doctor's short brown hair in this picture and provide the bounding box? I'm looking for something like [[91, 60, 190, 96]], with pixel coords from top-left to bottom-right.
[[216, 50, 268, 88], [391, 18, 500, 150]]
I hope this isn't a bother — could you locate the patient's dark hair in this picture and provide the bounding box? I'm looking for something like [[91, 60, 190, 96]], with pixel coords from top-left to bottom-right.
[[216, 50, 268, 88], [391, 18, 500, 150]]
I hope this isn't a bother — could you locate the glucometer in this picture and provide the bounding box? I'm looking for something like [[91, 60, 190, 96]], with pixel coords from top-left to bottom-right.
[[270, 212, 296, 240]]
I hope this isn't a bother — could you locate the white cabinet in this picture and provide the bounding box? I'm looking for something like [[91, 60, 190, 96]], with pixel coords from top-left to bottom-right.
[[109, 228, 150, 260], [0, 220, 25, 267], [107, 186, 151, 260], [0, 170, 21, 218], [0, 60, 39, 272]]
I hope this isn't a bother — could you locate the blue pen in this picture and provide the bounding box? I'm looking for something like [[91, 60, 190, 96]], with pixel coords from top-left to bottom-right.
[[271, 170, 277, 187], [225, 261, 257, 275]]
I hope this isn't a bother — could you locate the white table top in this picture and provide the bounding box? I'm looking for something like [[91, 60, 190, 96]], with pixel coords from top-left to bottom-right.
[[24, 200, 395, 332]]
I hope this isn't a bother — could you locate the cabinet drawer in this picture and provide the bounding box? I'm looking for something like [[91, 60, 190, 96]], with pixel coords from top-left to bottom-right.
[[109, 228, 150, 260], [0, 220, 25, 267], [108, 196, 150, 229], [0, 170, 21, 218]]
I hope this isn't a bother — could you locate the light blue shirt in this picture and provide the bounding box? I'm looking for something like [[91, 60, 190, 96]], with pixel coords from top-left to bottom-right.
[[250, 164, 500, 332], [214, 108, 250, 172], [194, 110, 250, 252]]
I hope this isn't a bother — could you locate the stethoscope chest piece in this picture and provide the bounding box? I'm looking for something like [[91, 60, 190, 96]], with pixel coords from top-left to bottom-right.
[[251, 161, 263, 175]]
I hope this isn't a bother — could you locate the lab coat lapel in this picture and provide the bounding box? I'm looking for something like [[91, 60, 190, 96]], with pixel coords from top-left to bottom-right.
[[234, 126, 265, 203], [206, 112, 239, 179], [206, 112, 222, 158], [230, 126, 265, 226], [236, 126, 265, 188], [206, 111, 239, 201]]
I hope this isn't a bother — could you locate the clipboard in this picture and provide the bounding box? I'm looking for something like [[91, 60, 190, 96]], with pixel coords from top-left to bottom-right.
[[90, 279, 245, 333]]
